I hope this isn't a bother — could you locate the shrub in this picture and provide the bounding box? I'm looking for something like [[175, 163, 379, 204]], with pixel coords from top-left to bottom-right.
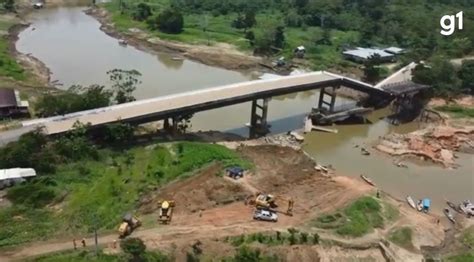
[[312, 233, 320, 244], [6, 183, 57, 208], [121, 237, 146, 258], [132, 3, 152, 21]]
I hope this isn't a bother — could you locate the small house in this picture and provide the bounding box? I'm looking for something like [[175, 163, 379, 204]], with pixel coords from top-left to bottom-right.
[[342, 47, 395, 63], [0, 88, 29, 119]]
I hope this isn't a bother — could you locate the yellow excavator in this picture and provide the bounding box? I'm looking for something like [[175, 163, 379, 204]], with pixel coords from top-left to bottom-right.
[[248, 193, 294, 216], [118, 213, 141, 238], [158, 200, 175, 224]]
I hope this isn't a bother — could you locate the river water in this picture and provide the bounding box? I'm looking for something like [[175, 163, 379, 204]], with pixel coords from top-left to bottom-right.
[[16, 6, 473, 212]]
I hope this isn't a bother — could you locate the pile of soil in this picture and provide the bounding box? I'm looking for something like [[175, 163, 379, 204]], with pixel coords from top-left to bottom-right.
[[376, 125, 474, 167], [139, 145, 371, 228], [139, 164, 251, 215]]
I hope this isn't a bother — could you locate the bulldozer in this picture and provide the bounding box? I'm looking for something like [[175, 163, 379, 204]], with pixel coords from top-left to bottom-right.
[[158, 200, 175, 224], [248, 193, 294, 216], [118, 213, 141, 238]]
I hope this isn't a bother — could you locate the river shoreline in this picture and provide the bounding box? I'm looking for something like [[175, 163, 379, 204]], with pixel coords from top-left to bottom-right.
[[7, 23, 52, 86], [86, 7, 263, 74]]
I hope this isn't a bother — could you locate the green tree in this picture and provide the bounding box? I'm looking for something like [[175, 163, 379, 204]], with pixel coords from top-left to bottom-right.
[[312, 233, 320, 244], [293, 0, 308, 9], [459, 60, 474, 93], [132, 3, 152, 21], [274, 26, 285, 49], [363, 54, 383, 84], [107, 69, 141, 104], [152, 8, 184, 34], [243, 10, 256, 29], [413, 58, 462, 96], [35, 85, 112, 117], [285, 9, 303, 27], [121, 237, 147, 261], [103, 123, 135, 143], [1, 0, 15, 12], [245, 31, 255, 45]]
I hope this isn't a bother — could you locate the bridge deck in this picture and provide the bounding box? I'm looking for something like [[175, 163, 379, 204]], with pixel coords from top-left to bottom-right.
[[22, 71, 389, 135]]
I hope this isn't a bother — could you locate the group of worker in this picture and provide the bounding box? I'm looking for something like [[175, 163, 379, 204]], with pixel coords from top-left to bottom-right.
[[72, 238, 87, 250], [73, 238, 118, 250]]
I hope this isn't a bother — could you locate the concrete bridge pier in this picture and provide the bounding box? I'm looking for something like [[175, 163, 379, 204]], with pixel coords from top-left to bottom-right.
[[317, 86, 339, 113], [249, 98, 271, 137], [163, 117, 180, 135]]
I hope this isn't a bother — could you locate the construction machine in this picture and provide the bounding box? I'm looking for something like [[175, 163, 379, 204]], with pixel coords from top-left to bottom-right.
[[158, 200, 175, 224], [248, 193, 294, 216], [118, 213, 141, 238]]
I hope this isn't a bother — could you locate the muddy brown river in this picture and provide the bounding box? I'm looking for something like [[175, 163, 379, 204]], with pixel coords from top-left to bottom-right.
[[16, 6, 473, 213]]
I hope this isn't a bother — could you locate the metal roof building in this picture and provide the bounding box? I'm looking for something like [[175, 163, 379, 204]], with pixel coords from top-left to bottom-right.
[[343, 47, 396, 63], [0, 88, 29, 119], [0, 88, 18, 108]]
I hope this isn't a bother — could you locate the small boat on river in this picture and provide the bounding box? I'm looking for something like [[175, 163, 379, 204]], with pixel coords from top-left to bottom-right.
[[446, 200, 462, 214], [360, 175, 376, 187], [407, 196, 416, 209], [444, 208, 456, 223]]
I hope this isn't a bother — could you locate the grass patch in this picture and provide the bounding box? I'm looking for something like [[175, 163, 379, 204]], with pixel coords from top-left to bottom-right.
[[383, 202, 400, 222], [314, 197, 385, 237], [446, 252, 474, 262], [0, 15, 25, 80], [0, 142, 250, 247], [388, 227, 413, 249], [28, 249, 169, 262], [0, 207, 57, 247], [228, 230, 320, 247], [435, 105, 474, 118], [0, 35, 25, 80], [460, 226, 474, 247], [336, 197, 383, 237]]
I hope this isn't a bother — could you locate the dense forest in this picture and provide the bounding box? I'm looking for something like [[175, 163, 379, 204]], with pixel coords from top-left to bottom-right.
[[112, 0, 473, 60]]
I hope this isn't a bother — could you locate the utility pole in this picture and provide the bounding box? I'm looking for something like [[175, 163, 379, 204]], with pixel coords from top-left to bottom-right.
[[93, 213, 99, 256]]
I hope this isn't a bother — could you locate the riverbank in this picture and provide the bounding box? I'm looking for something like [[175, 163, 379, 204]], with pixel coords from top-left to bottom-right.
[[86, 7, 263, 73], [0, 7, 52, 101], [0, 133, 457, 261]]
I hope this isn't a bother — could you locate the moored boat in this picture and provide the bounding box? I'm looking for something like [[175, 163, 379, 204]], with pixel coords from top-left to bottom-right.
[[360, 175, 376, 186], [446, 200, 462, 214], [407, 196, 416, 209], [444, 208, 456, 223]]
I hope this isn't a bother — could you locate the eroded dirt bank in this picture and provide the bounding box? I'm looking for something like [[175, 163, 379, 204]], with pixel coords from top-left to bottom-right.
[[376, 124, 474, 168], [86, 7, 262, 72]]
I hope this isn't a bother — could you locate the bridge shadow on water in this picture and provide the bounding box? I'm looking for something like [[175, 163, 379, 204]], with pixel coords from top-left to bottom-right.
[[224, 113, 373, 139]]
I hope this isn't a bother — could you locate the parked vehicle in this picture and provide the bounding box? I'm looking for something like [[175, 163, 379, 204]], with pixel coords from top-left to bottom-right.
[[253, 209, 278, 222], [226, 166, 244, 180]]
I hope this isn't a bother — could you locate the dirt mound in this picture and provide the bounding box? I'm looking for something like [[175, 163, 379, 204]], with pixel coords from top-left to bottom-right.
[[139, 145, 369, 228], [140, 164, 251, 215]]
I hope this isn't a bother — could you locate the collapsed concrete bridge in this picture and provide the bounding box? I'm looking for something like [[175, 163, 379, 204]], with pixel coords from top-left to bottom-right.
[[0, 71, 400, 145]]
